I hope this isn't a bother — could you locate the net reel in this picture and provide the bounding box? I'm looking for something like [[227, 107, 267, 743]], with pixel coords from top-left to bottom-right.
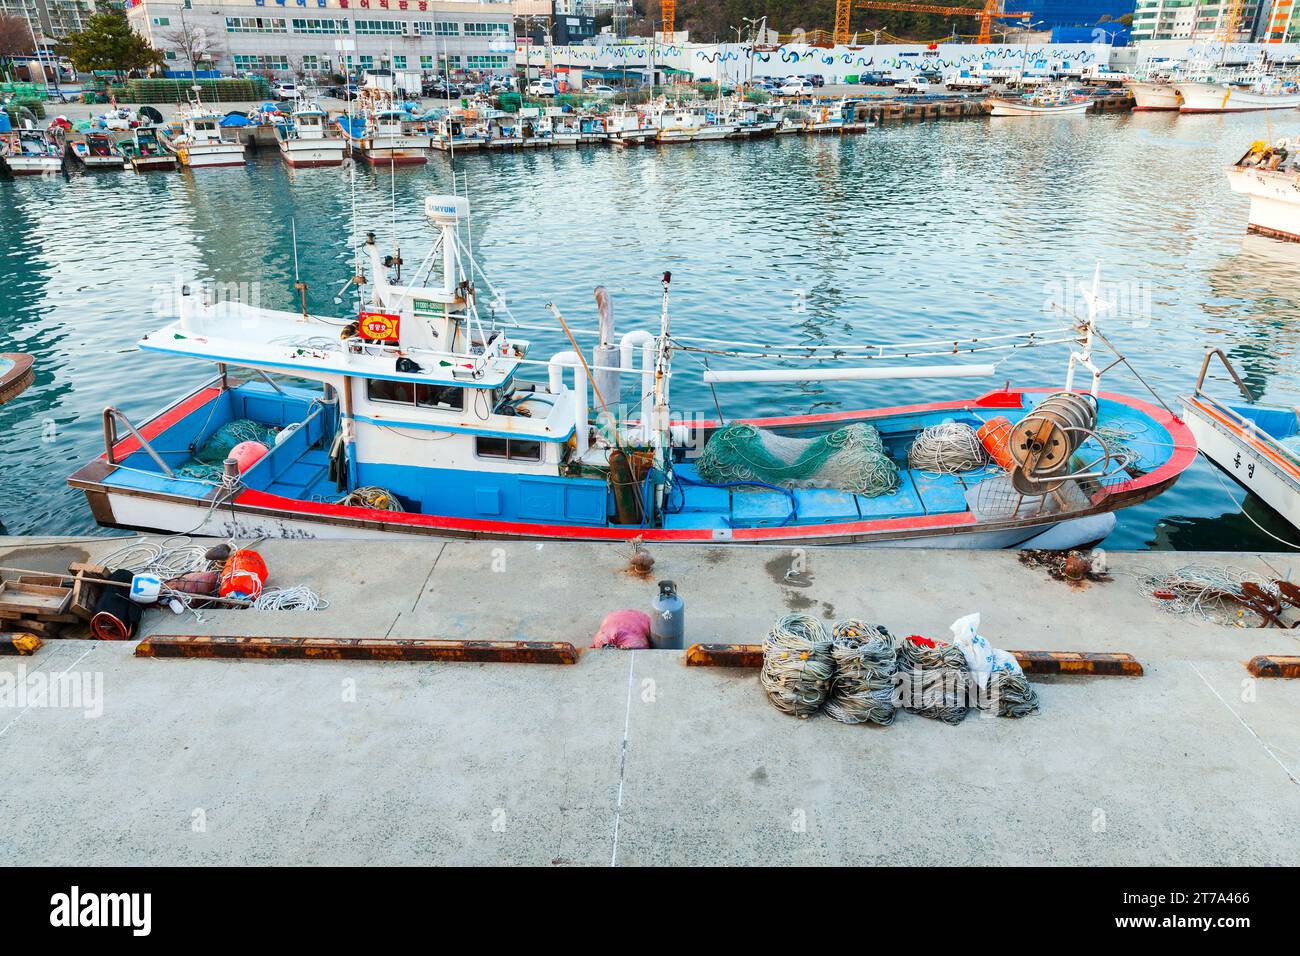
[[1007, 391, 1107, 496]]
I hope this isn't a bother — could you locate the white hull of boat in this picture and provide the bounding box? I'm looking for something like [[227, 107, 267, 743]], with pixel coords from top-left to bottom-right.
[[1177, 81, 1300, 112], [279, 138, 346, 168], [356, 136, 429, 164], [174, 142, 247, 168], [431, 138, 486, 151], [3, 156, 62, 175], [1226, 165, 1300, 242], [1128, 81, 1181, 111], [986, 97, 1090, 116], [1182, 397, 1300, 530], [74, 154, 125, 170], [694, 124, 738, 140], [129, 156, 178, 172]]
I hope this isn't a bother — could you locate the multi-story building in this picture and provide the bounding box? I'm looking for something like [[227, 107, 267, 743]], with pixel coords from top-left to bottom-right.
[[125, 0, 514, 77], [1130, 0, 1265, 41], [0, 0, 96, 41], [1261, 0, 1299, 40]]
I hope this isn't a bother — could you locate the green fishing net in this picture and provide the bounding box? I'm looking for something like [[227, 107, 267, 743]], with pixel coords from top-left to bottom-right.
[[176, 419, 278, 481], [695, 422, 900, 497]]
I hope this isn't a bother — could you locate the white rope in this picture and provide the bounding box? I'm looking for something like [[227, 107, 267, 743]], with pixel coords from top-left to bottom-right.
[[907, 422, 988, 474], [253, 586, 330, 611]]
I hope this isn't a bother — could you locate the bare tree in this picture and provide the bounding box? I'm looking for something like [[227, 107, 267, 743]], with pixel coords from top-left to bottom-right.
[[158, 22, 219, 78], [0, 14, 33, 78]]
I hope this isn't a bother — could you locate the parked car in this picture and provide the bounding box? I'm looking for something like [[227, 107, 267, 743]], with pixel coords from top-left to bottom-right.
[[803, 74, 826, 88], [585, 84, 617, 96], [895, 77, 941, 95], [488, 77, 515, 93], [859, 72, 897, 86], [527, 78, 557, 96], [779, 78, 814, 96], [272, 81, 301, 102], [425, 79, 460, 99]]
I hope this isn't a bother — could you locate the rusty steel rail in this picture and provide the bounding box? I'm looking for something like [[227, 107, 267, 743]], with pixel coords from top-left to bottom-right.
[[136, 635, 579, 664], [684, 643, 1142, 676], [1246, 655, 1300, 679]]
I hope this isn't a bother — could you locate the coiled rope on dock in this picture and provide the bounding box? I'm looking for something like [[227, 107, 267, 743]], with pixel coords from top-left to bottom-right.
[[895, 637, 971, 725], [99, 536, 210, 577], [906, 422, 988, 474], [825, 620, 898, 726], [337, 486, 405, 511], [253, 586, 331, 612], [760, 614, 834, 719], [989, 670, 1040, 719]]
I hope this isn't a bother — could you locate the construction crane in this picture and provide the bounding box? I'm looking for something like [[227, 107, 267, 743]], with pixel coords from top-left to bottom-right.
[[1215, 0, 1245, 42], [662, 0, 675, 38], [835, 0, 1031, 46]]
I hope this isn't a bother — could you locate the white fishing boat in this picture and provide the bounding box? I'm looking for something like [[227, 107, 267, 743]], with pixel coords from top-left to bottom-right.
[[655, 107, 703, 143], [985, 87, 1091, 116], [429, 110, 489, 151], [801, 101, 846, 134], [605, 109, 656, 146], [484, 112, 523, 149], [695, 110, 739, 140], [337, 89, 429, 165], [67, 204, 1194, 550], [518, 108, 554, 148], [163, 100, 247, 169], [67, 131, 126, 170], [0, 127, 62, 175], [275, 104, 346, 168], [1177, 75, 1300, 113], [118, 125, 177, 172], [1127, 79, 1182, 111], [1226, 136, 1300, 242], [1181, 348, 1300, 533]]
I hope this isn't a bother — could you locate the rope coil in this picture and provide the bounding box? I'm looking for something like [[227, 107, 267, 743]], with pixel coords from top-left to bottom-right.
[[760, 614, 833, 719], [907, 422, 988, 474], [895, 637, 971, 725], [824, 620, 898, 726]]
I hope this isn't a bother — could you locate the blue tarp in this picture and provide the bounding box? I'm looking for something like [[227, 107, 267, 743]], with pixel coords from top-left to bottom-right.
[[336, 116, 365, 137], [220, 113, 251, 127]]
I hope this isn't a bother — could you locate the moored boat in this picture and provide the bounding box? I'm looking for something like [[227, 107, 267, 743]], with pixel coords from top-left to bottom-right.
[[67, 131, 126, 170], [163, 101, 247, 168], [1226, 137, 1300, 242], [0, 127, 63, 175], [429, 110, 489, 151], [0, 353, 34, 405], [1177, 75, 1300, 113], [985, 87, 1091, 116], [118, 125, 177, 172], [1127, 79, 1182, 111], [67, 200, 1195, 548], [1181, 348, 1300, 533], [337, 88, 429, 165], [276, 104, 346, 168]]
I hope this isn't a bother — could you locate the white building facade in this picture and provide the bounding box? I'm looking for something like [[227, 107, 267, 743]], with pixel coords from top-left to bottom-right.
[[1130, 0, 1266, 42], [126, 0, 515, 77], [0, 0, 95, 41]]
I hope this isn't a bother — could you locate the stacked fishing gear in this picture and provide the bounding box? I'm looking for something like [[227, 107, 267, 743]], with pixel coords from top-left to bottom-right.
[[825, 620, 898, 726], [760, 613, 834, 718], [906, 422, 988, 474], [697, 422, 900, 498], [894, 635, 972, 725], [338, 486, 405, 511]]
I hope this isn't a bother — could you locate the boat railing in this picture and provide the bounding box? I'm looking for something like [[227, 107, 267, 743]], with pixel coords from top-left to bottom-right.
[[1189, 347, 1266, 436], [102, 407, 175, 477]]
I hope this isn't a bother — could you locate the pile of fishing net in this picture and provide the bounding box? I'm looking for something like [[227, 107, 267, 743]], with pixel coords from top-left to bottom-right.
[[825, 620, 898, 726], [895, 635, 972, 725], [696, 422, 900, 497], [176, 419, 278, 481], [907, 421, 988, 474], [759, 613, 834, 718]]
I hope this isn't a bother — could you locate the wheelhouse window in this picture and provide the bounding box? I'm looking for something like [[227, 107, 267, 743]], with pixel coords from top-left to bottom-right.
[[367, 379, 463, 411], [476, 437, 541, 462]]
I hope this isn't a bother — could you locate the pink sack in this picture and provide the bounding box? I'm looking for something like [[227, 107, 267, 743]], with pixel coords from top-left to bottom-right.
[[590, 609, 652, 650]]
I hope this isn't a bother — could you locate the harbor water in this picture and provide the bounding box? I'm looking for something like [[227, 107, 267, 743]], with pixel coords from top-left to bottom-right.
[[1, 108, 1298, 548]]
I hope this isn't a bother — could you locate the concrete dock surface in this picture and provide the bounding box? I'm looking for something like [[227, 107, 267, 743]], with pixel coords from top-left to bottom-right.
[[1, 535, 1298, 866]]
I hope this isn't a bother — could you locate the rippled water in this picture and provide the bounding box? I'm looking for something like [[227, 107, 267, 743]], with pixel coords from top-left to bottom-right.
[[2, 108, 1299, 548]]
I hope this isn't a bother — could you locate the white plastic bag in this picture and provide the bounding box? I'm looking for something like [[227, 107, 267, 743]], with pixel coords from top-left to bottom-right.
[[949, 612, 1022, 692]]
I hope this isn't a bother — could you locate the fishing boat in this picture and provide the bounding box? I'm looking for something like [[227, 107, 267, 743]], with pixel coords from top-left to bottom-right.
[[118, 125, 177, 172], [67, 131, 126, 170], [275, 104, 346, 168], [1226, 137, 1300, 242], [985, 87, 1091, 116], [68, 201, 1194, 548], [605, 109, 657, 146], [163, 101, 247, 168], [578, 114, 612, 144], [484, 112, 523, 149], [429, 110, 489, 151], [0, 353, 34, 405], [1177, 75, 1300, 113], [1181, 348, 1300, 532], [801, 101, 846, 134], [550, 111, 581, 147], [655, 107, 704, 143], [1127, 79, 1182, 111], [0, 127, 63, 175], [337, 89, 429, 165], [518, 108, 554, 148]]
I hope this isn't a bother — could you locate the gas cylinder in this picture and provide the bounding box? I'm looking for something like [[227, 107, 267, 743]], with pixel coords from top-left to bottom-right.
[[650, 580, 685, 650]]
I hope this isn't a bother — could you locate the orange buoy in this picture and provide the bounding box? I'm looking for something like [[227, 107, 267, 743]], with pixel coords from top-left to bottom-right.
[[219, 549, 268, 600], [229, 441, 268, 473], [976, 416, 1016, 471]]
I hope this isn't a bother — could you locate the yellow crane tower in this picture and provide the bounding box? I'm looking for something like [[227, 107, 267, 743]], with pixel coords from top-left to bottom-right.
[[834, 0, 1030, 46]]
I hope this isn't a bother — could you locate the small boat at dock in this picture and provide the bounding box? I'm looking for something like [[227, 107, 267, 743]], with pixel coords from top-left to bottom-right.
[[118, 125, 177, 172], [0, 127, 63, 175], [0, 353, 34, 405], [1176, 74, 1300, 113], [984, 87, 1091, 116], [67, 131, 126, 170], [429, 110, 489, 151], [275, 104, 346, 168], [163, 101, 248, 168], [338, 89, 429, 165], [1181, 348, 1300, 533]]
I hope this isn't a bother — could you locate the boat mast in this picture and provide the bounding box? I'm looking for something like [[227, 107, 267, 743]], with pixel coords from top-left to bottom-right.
[[652, 271, 673, 454], [1065, 261, 1105, 397]]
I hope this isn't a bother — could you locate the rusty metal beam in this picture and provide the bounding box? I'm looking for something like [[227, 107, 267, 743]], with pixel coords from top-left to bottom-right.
[[0, 633, 42, 656], [1010, 650, 1143, 677], [685, 643, 1142, 676], [685, 643, 764, 668], [136, 635, 579, 664], [1247, 655, 1300, 679]]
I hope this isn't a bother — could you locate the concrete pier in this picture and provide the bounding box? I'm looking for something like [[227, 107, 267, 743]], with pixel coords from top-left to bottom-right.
[[1, 536, 1297, 865]]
